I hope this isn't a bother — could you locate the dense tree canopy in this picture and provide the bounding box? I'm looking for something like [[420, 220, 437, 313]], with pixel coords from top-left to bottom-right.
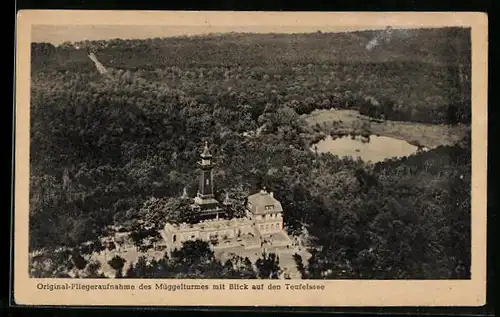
[[31, 27, 471, 125]]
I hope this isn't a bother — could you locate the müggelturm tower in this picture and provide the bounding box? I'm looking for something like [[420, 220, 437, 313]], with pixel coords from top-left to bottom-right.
[[192, 141, 225, 220]]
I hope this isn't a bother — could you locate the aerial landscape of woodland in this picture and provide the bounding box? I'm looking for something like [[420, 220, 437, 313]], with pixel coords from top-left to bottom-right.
[[29, 27, 471, 279]]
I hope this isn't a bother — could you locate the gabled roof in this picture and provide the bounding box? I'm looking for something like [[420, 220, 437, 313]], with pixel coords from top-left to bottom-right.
[[247, 188, 283, 215]]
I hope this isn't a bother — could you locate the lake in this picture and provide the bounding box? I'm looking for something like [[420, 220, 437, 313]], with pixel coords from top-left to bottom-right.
[[311, 135, 426, 163]]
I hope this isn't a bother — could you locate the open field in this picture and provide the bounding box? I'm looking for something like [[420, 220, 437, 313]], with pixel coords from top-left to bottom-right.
[[303, 109, 469, 148]]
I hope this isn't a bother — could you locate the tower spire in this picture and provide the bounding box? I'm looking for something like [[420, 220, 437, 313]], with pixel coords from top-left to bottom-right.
[[201, 141, 212, 158]]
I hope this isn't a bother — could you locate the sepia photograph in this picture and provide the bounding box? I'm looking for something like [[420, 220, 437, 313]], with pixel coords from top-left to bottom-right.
[[14, 11, 487, 307]]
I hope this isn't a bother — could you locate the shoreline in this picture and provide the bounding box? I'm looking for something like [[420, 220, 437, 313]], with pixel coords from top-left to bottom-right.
[[303, 108, 469, 149]]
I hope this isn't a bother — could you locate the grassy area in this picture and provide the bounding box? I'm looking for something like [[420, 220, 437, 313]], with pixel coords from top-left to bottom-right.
[[303, 109, 469, 148]]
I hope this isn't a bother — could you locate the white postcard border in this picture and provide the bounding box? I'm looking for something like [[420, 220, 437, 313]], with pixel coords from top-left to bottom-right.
[[14, 10, 488, 307]]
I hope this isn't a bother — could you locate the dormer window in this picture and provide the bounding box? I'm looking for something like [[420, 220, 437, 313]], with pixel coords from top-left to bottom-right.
[[265, 205, 274, 211]]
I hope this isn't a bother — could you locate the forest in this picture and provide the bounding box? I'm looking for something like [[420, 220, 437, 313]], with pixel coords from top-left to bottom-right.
[[29, 27, 471, 279]]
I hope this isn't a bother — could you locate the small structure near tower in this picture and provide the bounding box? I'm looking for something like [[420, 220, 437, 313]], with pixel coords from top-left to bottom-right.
[[181, 187, 189, 200], [222, 192, 232, 208]]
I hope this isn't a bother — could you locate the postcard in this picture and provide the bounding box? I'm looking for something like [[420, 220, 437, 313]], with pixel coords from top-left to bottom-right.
[[13, 10, 488, 307]]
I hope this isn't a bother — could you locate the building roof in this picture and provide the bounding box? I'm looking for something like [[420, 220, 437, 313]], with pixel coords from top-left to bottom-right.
[[246, 188, 283, 215]]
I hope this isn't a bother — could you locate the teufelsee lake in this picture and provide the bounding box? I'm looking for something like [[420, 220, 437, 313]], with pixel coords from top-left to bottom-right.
[[312, 135, 426, 163]]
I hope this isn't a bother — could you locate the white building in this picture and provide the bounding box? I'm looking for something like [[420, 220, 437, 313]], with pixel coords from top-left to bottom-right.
[[246, 188, 284, 236]]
